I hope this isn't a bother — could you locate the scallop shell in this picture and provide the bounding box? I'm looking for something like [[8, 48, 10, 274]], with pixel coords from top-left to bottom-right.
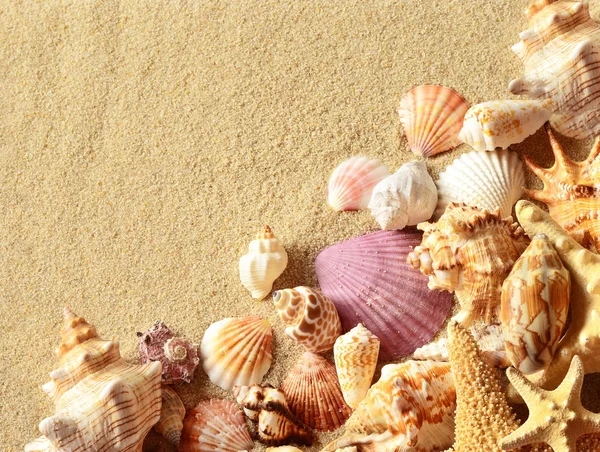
[[328, 156, 390, 211], [458, 99, 554, 151], [281, 351, 352, 432], [272, 286, 342, 353], [315, 229, 454, 361], [154, 386, 185, 447], [397, 85, 470, 158], [434, 149, 525, 220], [501, 233, 571, 375], [200, 316, 273, 390], [179, 399, 254, 452], [239, 225, 288, 300], [367, 161, 438, 230], [333, 324, 380, 409]]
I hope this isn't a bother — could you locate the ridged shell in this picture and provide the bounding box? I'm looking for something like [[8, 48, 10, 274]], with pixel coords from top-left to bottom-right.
[[266, 448, 304, 452], [281, 352, 352, 432], [200, 316, 273, 390], [154, 386, 185, 447], [333, 324, 380, 409], [367, 161, 438, 230], [328, 156, 390, 211], [315, 229, 454, 361], [434, 149, 525, 220], [458, 99, 554, 151], [179, 399, 254, 452], [239, 225, 288, 300], [272, 286, 342, 353], [397, 85, 470, 158], [323, 361, 456, 452], [501, 233, 571, 375]]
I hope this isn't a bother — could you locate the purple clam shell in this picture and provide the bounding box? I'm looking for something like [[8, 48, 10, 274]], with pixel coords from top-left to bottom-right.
[[315, 229, 453, 361]]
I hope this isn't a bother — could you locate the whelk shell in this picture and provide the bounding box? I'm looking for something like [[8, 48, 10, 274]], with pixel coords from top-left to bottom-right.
[[155, 386, 185, 447]]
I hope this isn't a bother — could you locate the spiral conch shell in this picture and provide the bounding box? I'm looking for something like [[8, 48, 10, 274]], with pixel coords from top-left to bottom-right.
[[154, 386, 185, 447], [239, 225, 288, 300]]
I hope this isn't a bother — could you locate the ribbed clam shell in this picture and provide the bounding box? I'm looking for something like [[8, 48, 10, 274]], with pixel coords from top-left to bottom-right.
[[315, 229, 454, 361], [154, 386, 185, 447], [201, 316, 273, 390], [333, 324, 380, 409], [281, 352, 352, 432], [179, 399, 254, 452], [328, 156, 390, 211], [397, 85, 470, 158], [434, 149, 525, 220]]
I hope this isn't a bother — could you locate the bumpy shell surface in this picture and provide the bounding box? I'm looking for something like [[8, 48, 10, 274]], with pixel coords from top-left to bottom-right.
[[179, 399, 254, 452], [367, 161, 438, 230], [239, 225, 288, 300], [281, 352, 352, 432], [458, 99, 554, 151], [397, 85, 470, 158], [434, 149, 525, 220], [501, 233, 570, 375], [333, 324, 380, 409], [154, 386, 185, 447], [200, 316, 273, 390], [273, 286, 342, 353], [315, 229, 453, 361]]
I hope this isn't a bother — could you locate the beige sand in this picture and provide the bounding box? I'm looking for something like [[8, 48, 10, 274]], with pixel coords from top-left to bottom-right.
[[2, 0, 600, 450]]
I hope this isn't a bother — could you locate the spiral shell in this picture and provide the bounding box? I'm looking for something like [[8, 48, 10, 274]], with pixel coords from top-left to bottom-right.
[[154, 386, 185, 447]]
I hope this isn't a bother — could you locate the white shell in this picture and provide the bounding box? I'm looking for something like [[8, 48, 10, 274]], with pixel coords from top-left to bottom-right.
[[434, 149, 525, 220], [413, 337, 449, 361], [368, 161, 438, 230]]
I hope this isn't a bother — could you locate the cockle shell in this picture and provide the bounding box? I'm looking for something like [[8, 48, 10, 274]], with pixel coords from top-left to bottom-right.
[[407, 203, 529, 326], [154, 386, 185, 447], [201, 316, 273, 390], [434, 149, 525, 220], [458, 99, 554, 151], [397, 85, 470, 158], [501, 233, 570, 375], [328, 156, 390, 211], [367, 161, 438, 230], [239, 225, 288, 300], [315, 229, 453, 361], [509, 0, 600, 139], [333, 323, 380, 409], [323, 360, 456, 452], [272, 286, 342, 353], [179, 399, 254, 452], [280, 352, 352, 431]]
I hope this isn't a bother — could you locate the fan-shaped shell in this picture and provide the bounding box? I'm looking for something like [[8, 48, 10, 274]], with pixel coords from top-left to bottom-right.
[[281, 352, 352, 432], [328, 156, 390, 211], [315, 229, 454, 361], [154, 386, 185, 447], [434, 149, 525, 220], [200, 316, 273, 390], [397, 85, 470, 158]]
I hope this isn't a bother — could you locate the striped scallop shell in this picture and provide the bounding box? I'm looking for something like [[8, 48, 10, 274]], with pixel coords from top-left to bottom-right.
[[200, 316, 273, 390], [397, 85, 470, 158], [154, 386, 185, 447], [328, 156, 390, 211]]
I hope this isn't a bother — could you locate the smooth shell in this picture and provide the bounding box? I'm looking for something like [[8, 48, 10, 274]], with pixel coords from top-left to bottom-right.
[[154, 386, 185, 447]]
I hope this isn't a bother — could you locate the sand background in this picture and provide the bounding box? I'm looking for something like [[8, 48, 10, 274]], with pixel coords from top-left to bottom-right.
[[3, 0, 600, 450]]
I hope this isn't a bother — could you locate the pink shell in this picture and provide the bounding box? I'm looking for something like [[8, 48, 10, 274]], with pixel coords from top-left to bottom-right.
[[315, 229, 453, 361]]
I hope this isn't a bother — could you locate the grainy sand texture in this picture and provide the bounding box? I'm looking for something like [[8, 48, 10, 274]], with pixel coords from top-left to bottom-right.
[[3, 0, 600, 451]]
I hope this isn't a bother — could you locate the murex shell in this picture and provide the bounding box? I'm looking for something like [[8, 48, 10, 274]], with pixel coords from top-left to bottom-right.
[[315, 229, 454, 361], [239, 225, 288, 300], [154, 386, 185, 447], [368, 161, 438, 230], [273, 286, 342, 353], [501, 233, 571, 375], [397, 85, 470, 158], [407, 203, 529, 326]]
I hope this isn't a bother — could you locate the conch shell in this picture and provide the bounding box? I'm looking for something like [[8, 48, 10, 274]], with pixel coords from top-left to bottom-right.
[[154, 386, 185, 447]]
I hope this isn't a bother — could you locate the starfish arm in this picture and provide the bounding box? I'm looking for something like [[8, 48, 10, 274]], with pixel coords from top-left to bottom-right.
[[499, 419, 545, 450], [506, 366, 547, 406], [558, 355, 585, 405]]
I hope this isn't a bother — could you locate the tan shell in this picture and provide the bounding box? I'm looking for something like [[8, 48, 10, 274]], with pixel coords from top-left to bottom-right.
[[266, 448, 304, 452], [154, 386, 185, 447], [273, 286, 342, 353]]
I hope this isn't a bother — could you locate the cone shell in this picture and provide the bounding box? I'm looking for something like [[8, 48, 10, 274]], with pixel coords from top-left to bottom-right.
[[239, 225, 288, 300], [201, 316, 273, 390], [333, 324, 380, 409], [154, 386, 185, 447], [397, 85, 470, 158], [272, 286, 342, 353], [315, 229, 454, 361], [434, 149, 525, 220], [458, 99, 554, 151], [281, 352, 352, 432], [501, 233, 570, 375], [179, 399, 254, 452], [328, 156, 390, 211]]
